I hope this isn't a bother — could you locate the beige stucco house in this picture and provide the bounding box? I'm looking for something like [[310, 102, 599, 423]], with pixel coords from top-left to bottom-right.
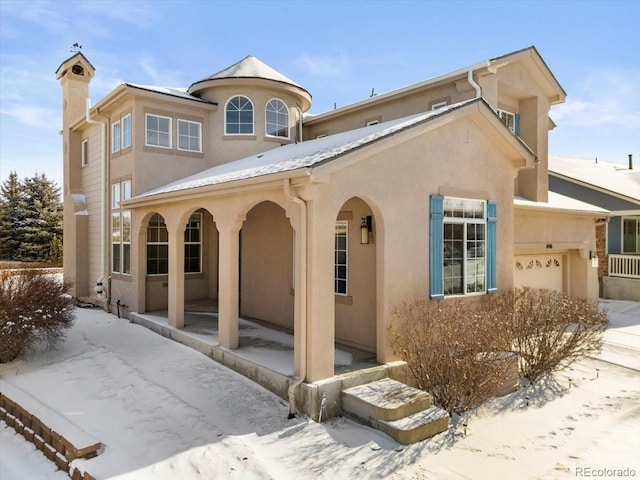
[[57, 46, 604, 416]]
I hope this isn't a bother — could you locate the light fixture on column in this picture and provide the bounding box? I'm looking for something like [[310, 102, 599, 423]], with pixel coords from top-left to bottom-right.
[[360, 216, 372, 244]]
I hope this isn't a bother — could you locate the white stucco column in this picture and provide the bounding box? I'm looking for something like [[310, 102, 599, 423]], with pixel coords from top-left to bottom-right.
[[133, 219, 147, 314], [217, 218, 241, 349], [167, 219, 185, 329]]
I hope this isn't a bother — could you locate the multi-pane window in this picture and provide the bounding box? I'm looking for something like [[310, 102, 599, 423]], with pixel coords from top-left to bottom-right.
[[442, 198, 486, 296], [623, 217, 640, 254], [146, 114, 171, 148], [335, 221, 348, 295], [265, 99, 289, 138], [122, 114, 131, 148], [497, 109, 518, 135], [147, 213, 169, 275], [111, 180, 132, 275], [178, 120, 202, 152], [112, 120, 121, 153], [225, 96, 254, 135], [184, 213, 202, 273], [81, 139, 88, 166]]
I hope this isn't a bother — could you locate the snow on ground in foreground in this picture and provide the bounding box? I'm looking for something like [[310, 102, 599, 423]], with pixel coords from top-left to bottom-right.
[[1, 302, 639, 480]]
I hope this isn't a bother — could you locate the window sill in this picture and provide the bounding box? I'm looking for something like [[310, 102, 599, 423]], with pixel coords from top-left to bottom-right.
[[223, 134, 256, 140]]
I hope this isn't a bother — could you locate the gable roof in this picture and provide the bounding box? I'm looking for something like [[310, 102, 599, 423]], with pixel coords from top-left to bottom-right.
[[549, 156, 640, 203], [128, 98, 533, 204]]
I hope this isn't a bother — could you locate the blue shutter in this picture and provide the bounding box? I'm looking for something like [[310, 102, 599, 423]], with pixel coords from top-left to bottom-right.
[[486, 201, 497, 293], [430, 195, 444, 300], [514, 114, 521, 136]]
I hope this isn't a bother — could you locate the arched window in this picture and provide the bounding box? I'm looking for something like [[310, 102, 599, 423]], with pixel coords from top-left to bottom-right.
[[265, 99, 289, 138], [225, 96, 254, 135]]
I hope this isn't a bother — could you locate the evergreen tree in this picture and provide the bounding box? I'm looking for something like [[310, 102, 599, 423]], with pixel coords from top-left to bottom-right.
[[0, 171, 24, 260], [17, 173, 63, 261]]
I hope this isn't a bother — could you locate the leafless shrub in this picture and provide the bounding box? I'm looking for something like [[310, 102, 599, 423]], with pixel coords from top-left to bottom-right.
[[389, 299, 513, 415], [487, 288, 607, 383], [0, 270, 74, 363]]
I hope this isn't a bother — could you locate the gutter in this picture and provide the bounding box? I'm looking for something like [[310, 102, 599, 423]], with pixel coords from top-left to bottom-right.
[[283, 178, 307, 418], [85, 99, 107, 288]]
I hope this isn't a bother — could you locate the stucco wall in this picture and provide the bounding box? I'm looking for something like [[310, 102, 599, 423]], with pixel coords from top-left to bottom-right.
[[240, 201, 294, 328], [514, 209, 599, 300]]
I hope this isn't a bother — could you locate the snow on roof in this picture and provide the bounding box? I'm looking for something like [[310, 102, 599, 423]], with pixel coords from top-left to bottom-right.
[[126, 83, 213, 104], [549, 156, 640, 202], [135, 99, 478, 200], [190, 55, 304, 89], [514, 191, 609, 214]]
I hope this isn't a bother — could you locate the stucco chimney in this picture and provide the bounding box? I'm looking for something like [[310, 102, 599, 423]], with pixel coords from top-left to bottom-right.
[[629, 154, 633, 170]]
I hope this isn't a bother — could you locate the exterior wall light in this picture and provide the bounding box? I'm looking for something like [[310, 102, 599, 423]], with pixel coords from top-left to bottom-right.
[[360, 216, 372, 244]]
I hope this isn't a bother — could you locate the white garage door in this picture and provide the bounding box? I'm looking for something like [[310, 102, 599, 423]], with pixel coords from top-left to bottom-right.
[[514, 255, 564, 292]]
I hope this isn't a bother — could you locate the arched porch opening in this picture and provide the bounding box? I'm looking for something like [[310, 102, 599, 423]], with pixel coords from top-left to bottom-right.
[[240, 200, 295, 334], [334, 197, 378, 365]]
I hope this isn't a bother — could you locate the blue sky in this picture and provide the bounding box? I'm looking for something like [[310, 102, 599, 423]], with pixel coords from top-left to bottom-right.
[[1, 0, 639, 189]]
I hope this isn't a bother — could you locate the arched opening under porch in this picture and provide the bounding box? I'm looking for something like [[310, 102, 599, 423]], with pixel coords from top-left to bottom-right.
[[334, 196, 379, 372]]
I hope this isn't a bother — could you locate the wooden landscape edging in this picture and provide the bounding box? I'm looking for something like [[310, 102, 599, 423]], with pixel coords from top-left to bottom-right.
[[0, 392, 100, 479]]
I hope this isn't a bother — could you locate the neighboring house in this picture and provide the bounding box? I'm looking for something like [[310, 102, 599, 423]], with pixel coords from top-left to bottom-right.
[[56, 46, 603, 392], [549, 155, 640, 300]]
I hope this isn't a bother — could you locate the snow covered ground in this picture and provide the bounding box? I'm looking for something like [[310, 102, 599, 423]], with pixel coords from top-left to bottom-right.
[[1, 300, 639, 480]]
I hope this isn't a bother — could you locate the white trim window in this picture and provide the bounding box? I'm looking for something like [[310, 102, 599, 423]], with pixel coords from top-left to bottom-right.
[[147, 213, 169, 275], [497, 109, 517, 134], [111, 180, 132, 275], [81, 139, 89, 166], [178, 119, 202, 152], [225, 95, 254, 135], [265, 99, 289, 138], [335, 221, 348, 295], [443, 197, 486, 295], [122, 114, 132, 149], [622, 217, 640, 254], [112, 120, 121, 153], [146, 114, 172, 148], [184, 213, 202, 273]]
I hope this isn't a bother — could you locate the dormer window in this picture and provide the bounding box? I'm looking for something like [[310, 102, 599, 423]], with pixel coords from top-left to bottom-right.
[[225, 96, 254, 135]]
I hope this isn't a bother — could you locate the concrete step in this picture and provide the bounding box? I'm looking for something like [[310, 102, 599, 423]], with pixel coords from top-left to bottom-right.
[[342, 378, 432, 421], [341, 378, 449, 444], [378, 406, 449, 444]]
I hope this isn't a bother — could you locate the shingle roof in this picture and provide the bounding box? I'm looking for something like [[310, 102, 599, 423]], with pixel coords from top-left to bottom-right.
[[135, 99, 480, 200], [189, 55, 304, 90], [549, 156, 640, 203]]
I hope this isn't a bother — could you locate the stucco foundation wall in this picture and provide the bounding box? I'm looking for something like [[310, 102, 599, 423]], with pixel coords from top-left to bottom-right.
[[603, 277, 640, 301], [240, 201, 294, 328]]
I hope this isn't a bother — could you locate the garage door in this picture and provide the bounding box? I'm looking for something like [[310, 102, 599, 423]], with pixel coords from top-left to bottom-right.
[[514, 255, 563, 292]]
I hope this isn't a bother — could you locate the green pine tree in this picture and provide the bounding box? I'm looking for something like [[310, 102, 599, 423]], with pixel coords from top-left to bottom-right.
[[0, 171, 24, 260], [16, 173, 63, 262]]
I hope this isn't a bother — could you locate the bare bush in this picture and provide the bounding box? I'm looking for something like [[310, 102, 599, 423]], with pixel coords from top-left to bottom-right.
[[487, 288, 607, 383], [389, 299, 513, 415], [0, 270, 75, 363]]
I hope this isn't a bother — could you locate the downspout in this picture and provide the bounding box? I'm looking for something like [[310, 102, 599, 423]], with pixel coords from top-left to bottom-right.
[[296, 106, 303, 143], [283, 178, 307, 418], [468, 70, 481, 99], [85, 99, 107, 293]]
